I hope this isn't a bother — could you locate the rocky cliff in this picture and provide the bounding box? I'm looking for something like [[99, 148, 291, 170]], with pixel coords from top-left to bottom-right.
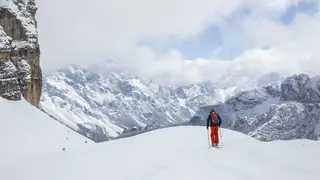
[[0, 0, 42, 107], [281, 74, 320, 103]]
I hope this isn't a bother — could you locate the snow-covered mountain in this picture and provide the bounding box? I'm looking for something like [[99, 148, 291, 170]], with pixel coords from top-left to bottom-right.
[[40, 65, 236, 142], [2, 126, 320, 180], [192, 74, 320, 141], [40, 64, 319, 142]]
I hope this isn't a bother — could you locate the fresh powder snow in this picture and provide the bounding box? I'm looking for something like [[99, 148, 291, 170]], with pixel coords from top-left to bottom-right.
[[1, 111, 319, 180], [0, 98, 93, 176]]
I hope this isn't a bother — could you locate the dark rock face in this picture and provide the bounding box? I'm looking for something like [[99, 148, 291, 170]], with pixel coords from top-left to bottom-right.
[[280, 74, 320, 103], [302, 76, 320, 103], [280, 74, 310, 102], [0, 60, 21, 100], [250, 103, 320, 141], [77, 123, 111, 143], [0, 0, 42, 107]]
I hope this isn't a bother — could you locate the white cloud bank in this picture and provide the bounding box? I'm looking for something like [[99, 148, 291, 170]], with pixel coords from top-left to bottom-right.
[[36, 0, 320, 85], [36, 0, 247, 70]]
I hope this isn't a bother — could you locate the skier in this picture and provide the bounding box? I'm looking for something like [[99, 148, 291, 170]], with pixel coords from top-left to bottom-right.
[[206, 109, 222, 147]]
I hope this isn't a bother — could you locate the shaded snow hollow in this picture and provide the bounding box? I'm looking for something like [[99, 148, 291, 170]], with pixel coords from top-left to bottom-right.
[[1, 102, 319, 180]]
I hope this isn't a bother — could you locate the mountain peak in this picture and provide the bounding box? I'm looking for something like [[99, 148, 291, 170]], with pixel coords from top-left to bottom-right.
[[281, 73, 320, 103]]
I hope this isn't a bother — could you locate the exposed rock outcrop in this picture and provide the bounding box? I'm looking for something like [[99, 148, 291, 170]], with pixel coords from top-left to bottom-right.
[[249, 102, 320, 141], [0, 0, 42, 107], [281, 74, 320, 103]]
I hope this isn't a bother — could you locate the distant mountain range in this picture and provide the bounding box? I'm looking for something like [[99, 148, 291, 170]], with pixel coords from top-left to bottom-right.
[[39, 65, 320, 142]]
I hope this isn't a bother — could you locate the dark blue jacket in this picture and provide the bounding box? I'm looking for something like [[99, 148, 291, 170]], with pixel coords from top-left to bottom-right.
[[206, 110, 222, 128]]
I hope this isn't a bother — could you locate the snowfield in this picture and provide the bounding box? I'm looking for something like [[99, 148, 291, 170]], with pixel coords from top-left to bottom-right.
[[1, 98, 319, 180], [0, 98, 93, 176]]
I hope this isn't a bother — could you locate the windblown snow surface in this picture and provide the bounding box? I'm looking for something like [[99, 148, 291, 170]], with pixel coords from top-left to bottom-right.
[[1, 112, 319, 180], [0, 98, 93, 176]]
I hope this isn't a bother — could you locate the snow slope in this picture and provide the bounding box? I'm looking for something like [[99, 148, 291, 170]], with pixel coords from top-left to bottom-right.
[[0, 97, 93, 175], [2, 126, 319, 180]]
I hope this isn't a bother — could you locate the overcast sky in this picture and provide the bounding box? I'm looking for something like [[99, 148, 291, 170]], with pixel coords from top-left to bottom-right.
[[35, 0, 320, 84]]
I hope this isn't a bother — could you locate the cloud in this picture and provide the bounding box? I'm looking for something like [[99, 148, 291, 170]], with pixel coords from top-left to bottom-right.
[[187, 1, 320, 86], [36, 0, 249, 73], [239, 6, 320, 76], [158, 9, 320, 86], [35, 0, 320, 87]]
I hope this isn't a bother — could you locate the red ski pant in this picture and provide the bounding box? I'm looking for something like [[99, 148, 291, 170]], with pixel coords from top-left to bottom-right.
[[210, 126, 219, 144]]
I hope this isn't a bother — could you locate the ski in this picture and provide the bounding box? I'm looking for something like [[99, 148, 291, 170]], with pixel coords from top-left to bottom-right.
[[209, 144, 221, 149], [213, 142, 224, 148]]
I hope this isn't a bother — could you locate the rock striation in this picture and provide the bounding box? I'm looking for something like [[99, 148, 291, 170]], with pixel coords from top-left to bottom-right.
[[0, 0, 42, 107]]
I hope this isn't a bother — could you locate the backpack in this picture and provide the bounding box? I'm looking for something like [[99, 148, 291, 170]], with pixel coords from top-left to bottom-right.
[[211, 112, 219, 125]]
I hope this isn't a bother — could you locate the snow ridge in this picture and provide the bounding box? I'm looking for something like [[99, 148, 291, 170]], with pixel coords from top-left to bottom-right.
[[2, 126, 320, 180]]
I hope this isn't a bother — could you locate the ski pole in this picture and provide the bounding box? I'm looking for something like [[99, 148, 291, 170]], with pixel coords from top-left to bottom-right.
[[207, 128, 211, 148], [219, 127, 223, 147]]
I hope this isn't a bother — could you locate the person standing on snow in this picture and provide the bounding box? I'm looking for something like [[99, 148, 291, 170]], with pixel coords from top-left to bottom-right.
[[206, 109, 222, 147]]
